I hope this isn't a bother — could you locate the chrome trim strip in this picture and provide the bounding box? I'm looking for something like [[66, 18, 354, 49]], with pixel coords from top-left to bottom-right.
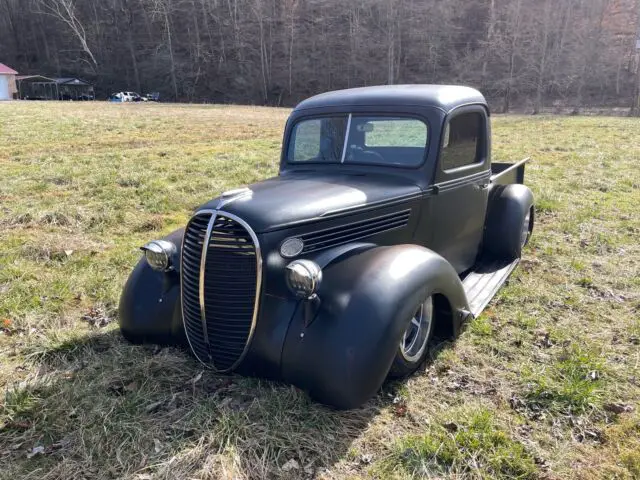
[[180, 210, 213, 367], [199, 211, 217, 349], [433, 169, 492, 193], [180, 208, 262, 373], [340, 114, 352, 163]]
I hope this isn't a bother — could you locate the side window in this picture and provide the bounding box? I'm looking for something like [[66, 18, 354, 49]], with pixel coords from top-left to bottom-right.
[[291, 119, 321, 162], [440, 112, 483, 171]]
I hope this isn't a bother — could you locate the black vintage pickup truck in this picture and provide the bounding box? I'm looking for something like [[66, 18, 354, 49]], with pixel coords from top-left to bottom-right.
[[119, 85, 534, 409]]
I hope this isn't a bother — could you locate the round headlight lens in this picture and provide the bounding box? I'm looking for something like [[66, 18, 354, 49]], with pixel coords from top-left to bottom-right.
[[285, 259, 322, 299], [141, 240, 176, 272]]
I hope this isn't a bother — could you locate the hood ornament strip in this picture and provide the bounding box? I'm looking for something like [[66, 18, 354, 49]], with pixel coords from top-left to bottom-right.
[[216, 187, 252, 209]]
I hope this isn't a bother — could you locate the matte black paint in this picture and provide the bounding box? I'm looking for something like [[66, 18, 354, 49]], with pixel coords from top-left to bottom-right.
[[483, 183, 535, 260], [118, 85, 534, 409], [294, 85, 487, 113], [199, 173, 421, 233], [119, 228, 186, 345], [429, 105, 492, 273], [280, 245, 469, 409]]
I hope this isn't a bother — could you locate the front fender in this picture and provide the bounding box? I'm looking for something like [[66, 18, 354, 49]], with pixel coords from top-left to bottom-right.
[[280, 244, 469, 409], [118, 228, 187, 345]]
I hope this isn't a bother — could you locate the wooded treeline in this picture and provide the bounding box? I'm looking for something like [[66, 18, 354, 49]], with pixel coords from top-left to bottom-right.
[[1, 0, 639, 111]]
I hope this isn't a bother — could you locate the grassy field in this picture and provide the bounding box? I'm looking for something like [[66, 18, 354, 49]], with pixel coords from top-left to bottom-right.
[[0, 102, 639, 479]]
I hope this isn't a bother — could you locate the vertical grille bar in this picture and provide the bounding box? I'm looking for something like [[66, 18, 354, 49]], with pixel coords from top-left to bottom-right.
[[181, 209, 261, 371], [198, 213, 217, 345], [180, 212, 212, 364]]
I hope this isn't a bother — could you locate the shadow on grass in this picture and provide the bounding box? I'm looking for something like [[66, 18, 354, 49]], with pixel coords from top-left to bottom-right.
[[0, 329, 419, 479]]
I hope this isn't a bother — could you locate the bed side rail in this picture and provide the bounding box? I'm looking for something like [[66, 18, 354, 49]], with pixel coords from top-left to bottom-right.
[[490, 157, 530, 185]]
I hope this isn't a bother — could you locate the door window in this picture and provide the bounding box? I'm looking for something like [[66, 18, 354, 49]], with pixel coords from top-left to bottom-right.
[[288, 116, 347, 163], [440, 112, 483, 171]]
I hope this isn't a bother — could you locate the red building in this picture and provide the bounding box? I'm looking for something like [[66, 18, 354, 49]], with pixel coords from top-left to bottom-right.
[[0, 62, 18, 100]]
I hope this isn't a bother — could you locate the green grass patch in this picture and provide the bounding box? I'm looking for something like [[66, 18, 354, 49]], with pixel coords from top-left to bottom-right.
[[378, 408, 537, 479], [523, 344, 605, 414], [468, 315, 494, 337]]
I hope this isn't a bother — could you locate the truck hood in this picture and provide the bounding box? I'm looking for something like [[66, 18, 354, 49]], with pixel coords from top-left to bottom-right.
[[198, 173, 422, 233]]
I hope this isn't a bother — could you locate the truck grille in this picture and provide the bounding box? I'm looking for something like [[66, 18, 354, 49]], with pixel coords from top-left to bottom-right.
[[181, 210, 261, 371]]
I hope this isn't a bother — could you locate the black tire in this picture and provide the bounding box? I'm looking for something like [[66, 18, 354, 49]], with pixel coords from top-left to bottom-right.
[[520, 206, 534, 251], [388, 295, 435, 378], [120, 328, 144, 345]]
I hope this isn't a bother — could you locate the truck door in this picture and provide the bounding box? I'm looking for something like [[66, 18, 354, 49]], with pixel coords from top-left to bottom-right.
[[428, 107, 491, 274]]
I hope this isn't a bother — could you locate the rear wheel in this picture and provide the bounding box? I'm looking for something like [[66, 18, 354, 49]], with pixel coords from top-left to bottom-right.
[[389, 295, 434, 377], [520, 206, 534, 250]]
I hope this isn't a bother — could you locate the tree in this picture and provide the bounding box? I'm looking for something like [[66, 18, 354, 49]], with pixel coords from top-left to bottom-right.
[[1, 0, 636, 109], [632, 1, 640, 115], [36, 0, 98, 70]]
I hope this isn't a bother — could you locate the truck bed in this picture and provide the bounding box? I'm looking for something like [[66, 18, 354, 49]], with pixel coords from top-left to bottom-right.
[[491, 157, 530, 185]]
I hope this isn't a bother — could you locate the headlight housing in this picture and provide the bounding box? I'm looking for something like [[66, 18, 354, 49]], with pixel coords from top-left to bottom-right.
[[141, 240, 177, 272], [285, 259, 322, 299]]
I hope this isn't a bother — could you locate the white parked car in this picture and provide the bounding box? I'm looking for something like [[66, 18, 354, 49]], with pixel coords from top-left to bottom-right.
[[108, 91, 147, 102]]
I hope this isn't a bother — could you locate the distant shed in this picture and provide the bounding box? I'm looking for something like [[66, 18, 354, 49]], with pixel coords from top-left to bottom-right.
[[16, 75, 58, 100], [54, 77, 94, 100], [0, 63, 18, 100], [16, 76, 95, 100]]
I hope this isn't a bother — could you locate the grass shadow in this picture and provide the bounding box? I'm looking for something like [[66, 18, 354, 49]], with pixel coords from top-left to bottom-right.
[[1, 329, 390, 479]]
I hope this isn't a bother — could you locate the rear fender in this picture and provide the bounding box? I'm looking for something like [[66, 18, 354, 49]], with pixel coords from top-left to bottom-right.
[[118, 228, 186, 345], [484, 184, 534, 260], [280, 244, 469, 409]]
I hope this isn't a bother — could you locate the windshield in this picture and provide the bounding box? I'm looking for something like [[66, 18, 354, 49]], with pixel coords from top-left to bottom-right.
[[287, 115, 428, 167]]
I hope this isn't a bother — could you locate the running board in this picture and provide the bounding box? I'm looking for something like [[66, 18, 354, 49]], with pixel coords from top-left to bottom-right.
[[462, 258, 520, 317]]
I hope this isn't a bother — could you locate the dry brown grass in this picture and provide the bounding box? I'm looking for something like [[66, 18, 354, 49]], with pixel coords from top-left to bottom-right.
[[0, 102, 639, 479]]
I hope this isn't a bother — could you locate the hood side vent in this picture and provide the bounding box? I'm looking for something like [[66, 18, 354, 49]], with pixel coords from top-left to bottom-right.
[[301, 209, 411, 253]]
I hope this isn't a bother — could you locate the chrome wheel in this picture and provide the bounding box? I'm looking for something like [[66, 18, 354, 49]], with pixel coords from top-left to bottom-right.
[[400, 296, 434, 363], [520, 209, 531, 248]]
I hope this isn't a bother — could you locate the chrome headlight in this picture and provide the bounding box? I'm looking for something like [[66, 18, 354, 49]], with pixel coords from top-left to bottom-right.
[[285, 259, 322, 299], [141, 240, 176, 272]]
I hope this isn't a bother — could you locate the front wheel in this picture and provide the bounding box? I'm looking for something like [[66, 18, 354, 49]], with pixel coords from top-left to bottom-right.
[[388, 295, 434, 378]]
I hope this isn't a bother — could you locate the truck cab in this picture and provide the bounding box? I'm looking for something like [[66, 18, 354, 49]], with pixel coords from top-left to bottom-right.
[[119, 85, 534, 409], [282, 85, 493, 274]]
